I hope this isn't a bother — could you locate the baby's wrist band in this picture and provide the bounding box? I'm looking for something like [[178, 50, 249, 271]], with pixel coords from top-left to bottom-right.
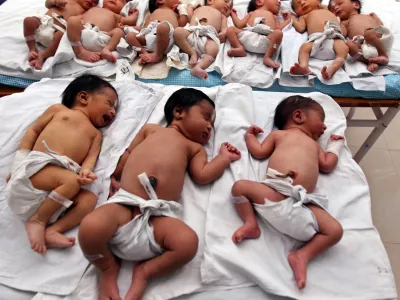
[[326, 138, 344, 157], [178, 4, 188, 16]]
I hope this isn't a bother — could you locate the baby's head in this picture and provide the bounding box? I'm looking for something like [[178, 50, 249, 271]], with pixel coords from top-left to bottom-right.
[[164, 88, 215, 144], [205, 0, 233, 17], [292, 0, 321, 16], [149, 0, 180, 13], [274, 95, 326, 141], [103, 0, 129, 14], [333, 0, 361, 20], [77, 0, 99, 10], [62, 75, 118, 128], [247, 0, 280, 14]]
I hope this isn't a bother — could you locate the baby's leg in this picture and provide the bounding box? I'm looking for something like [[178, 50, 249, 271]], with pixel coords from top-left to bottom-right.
[[173, 27, 198, 67], [226, 26, 246, 57], [101, 28, 125, 63], [67, 16, 101, 63], [45, 189, 97, 249], [290, 42, 313, 75], [364, 28, 389, 65], [23, 17, 40, 62], [190, 39, 218, 79], [321, 39, 348, 80], [125, 216, 198, 300], [231, 180, 285, 243], [126, 31, 147, 55], [27, 165, 81, 254], [288, 204, 343, 289], [30, 31, 63, 70], [139, 23, 171, 65], [264, 29, 283, 68], [79, 203, 133, 300]]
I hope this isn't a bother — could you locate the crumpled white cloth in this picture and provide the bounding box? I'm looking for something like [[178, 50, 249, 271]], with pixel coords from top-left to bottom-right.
[[238, 17, 274, 54], [137, 20, 175, 53], [185, 19, 221, 56], [308, 21, 345, 60], [353, 25, 394, 59]]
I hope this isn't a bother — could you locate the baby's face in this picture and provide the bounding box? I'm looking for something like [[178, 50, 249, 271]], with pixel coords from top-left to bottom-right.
[[181, 101, 215, 144], [265, 0, 280, 15], [305, 107, 326, 141], [87, 87, 118, 128], [103, 0, 127, 14], [333, 0, 359, 20], [77, 0, 98, 10], [293, 0, 320, 16], [209, 0, 233, 17]]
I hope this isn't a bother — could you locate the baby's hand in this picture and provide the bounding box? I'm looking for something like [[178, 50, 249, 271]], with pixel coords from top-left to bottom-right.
[[218, 31, 227, 43], [281, 11, 291, 20], [246, 125, 264, 136], [220, 142, 241, 162], [129, 8, 139, 16], [230, 8, 237, 15], [330, 134, 344, 140], [53, 0, 68, 7], [78, 168, 98, 185], [172, 4, 180, 13], [109, 175, 120, 197]]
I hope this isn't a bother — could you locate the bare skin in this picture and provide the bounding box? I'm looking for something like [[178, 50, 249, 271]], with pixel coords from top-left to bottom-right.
[[79, 99, 241, 299], [8, 87, 117, 254], [335, 0, 389, 68], [23, 0, 96, 69], [173, 1, 230, 78], [67, 1, 138, 63], [126, 0, 188, 65], [232, 105, 343, 289], [284, 0, 349, 79], [228, 0, 286, 68]]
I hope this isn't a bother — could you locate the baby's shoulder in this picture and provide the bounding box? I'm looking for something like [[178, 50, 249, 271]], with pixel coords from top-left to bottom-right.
[[46, 104, 67, 115], [141, 123, 161, 135]]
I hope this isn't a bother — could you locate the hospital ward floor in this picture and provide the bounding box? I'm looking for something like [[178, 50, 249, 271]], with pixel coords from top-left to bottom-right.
[[343, 107, 400, 295]]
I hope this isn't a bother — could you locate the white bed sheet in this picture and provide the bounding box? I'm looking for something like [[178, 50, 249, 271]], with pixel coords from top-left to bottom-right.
[[0, 81, 397, 300]]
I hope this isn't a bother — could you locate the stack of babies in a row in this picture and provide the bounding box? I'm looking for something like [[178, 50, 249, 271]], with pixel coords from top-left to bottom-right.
[[7, 74, 345, 300], [24, 0, 393, 79]]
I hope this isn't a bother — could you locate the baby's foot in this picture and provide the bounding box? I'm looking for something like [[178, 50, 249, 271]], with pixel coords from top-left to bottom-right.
[[321, 65, 336, 80], [227, 47, 247, 57], [28, 48, 39, 62], [45, 230, 75, 249], [125, 263, 148, 300], [232, 222, 261, 243], [368, 56, 389, 65], [25, 218, 46, 254], [30, 54, 45, 70], [189, 52, 198, 68], [99, 263, 121, 300], [190, 65, 208, 79], [264, 56, 280, 69], [288, 251, 308, 289], [290, 63, 311, 75], [367, 62, 379, 72], [76, 48, 101, 63], [101, 48, 117, 63], [139, 52, 163, 65]]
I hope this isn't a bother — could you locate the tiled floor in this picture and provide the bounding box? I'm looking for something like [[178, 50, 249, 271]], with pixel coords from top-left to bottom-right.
[[344, 107, 400, 296]]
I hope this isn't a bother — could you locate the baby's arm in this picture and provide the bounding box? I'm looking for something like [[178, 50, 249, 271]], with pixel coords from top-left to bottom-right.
[[119, 9, 139, 26], [276, 15, 290, 30], [369, 12, 383, 26], [189, 142, 241, 184], [340, 20, 348, 37], [319, 134, 344, 173], [245, 125, 275, 159], [218, 15, 228, 42], [78, 132, 102, 185], [45, 0, 67, 9], [175, 4, 190, 27], [230, 9, 251, 29], [281, 11, 306, 33]]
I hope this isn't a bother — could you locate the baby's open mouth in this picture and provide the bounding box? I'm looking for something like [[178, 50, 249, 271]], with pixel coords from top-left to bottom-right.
[[103, 114, 112, 124], [202, 132, 208, 139]]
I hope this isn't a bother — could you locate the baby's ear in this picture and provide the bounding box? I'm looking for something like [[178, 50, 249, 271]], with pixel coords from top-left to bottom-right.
[[77, 91, 89, 106], [173, 105, 184, 120], [292, 109, 305, 124], [256, 0, 264, 7], [156, 0, 164, 6]]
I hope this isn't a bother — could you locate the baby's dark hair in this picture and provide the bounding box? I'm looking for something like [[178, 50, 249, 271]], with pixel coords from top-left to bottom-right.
[[247, 0, 257, 12], [274, 95, 323, 130], [164, 88, 215, 125], [149, 0, 158, 13], [61, 75, 117, 109]]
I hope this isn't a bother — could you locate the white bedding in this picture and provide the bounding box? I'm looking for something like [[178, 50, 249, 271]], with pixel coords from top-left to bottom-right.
[[0, 79, 397, 300]]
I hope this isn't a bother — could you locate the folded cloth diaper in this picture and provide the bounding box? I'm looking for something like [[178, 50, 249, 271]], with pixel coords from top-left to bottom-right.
[[253, 168, 329, 242], [238, 17, 274, 54], [352, 25, 394, 60], [81, 24, 111, 52], [184, 18, 221, 57], [137, 21, 175, 54], [6, 141, 81, 223], [34, 12, 67, 47], [107, 173, 182, 261], [307, 21, 345, 60]]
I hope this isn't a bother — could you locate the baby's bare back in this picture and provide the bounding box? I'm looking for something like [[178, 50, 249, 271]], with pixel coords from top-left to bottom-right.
[[46, 0, 86, 28], [148, 8, 179, 28], [120, 127, 197, 201], [248, 10, 276, 29], [268, 130, 320, 192], [191, 7, 223, 32], [346, 14, 380, 38], [33, 109, 98, 164], [83, 7, 119, 31], [305, 9, 339, 35]]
